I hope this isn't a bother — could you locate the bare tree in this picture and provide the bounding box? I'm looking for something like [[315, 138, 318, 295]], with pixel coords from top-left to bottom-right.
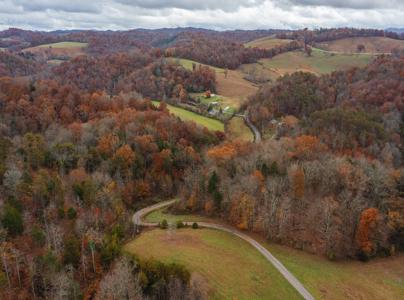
[[96, 258, 143, 300]]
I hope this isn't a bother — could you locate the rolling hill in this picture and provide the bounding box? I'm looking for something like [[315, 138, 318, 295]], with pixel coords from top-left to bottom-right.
[[317, 37, 404, 54], [245, 47, 373, 80], [245, 37, 294, 49]]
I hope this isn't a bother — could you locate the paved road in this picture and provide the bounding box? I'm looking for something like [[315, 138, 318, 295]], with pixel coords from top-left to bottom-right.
[[133, 200, 315, 300], [244, 112, 262, 143]]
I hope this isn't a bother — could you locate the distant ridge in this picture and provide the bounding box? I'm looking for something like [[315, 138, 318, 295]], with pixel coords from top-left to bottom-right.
[[386, 28, 404, 34]]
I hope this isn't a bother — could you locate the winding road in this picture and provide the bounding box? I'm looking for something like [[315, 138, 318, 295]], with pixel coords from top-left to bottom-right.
[[244, 111, 262, 142], [132, 200, 315, 300]]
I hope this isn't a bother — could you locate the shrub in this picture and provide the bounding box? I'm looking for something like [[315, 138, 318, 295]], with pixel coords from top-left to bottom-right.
[[63, 235, 81, 267], [1, 204, 24, 237], [6, 196, 23, 212], [31, 225, 46, 247], [160, 219, 168, 229], [58, 207, 65, 219], [100, 233, 121, 267], [176, 221, 185, 229], [67, 207, 77, 219], [192, 222, 199, 229]]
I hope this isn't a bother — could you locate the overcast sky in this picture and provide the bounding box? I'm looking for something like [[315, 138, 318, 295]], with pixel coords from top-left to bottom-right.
[[0, 0, 403, 31]]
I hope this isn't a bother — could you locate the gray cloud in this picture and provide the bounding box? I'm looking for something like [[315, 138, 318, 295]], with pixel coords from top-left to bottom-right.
[[0, 0, 403, 31], [278, 0, 404, 9], [13, 0, 101, 13], [116, 0, 265, 12]]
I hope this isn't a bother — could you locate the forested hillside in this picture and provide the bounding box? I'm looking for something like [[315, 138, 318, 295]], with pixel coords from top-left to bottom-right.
[[179, 53, 404, 260], [1, 25, 404, 299], [0, 28, 226, 299]]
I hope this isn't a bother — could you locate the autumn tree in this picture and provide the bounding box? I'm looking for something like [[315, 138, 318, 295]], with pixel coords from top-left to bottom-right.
[[23, 133, 45, 169], [97, 134, 119, 158], [289, 165, 305, 200], [112, 145, 135, 176], [96, 258, 143, 300], [356, 208, 381, 259]]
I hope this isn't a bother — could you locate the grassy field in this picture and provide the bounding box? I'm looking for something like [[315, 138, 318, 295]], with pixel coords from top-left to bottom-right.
[[245, 37, 293, 49], [152, 101, 224, 132], [22, 41, 88, 58], [172, 57, 258, 107], [47, 59, 65, 65], [259, 48, 373, 76], [265, 243, 404, 300], [226, 117, 254, 142], [37, 41, 88, 48], [170, 57, 224, 73], [125, 228, 301, 300], [317, 37, 404, 54], [145, 207, 213, 224], [142, 208, 404, 299]]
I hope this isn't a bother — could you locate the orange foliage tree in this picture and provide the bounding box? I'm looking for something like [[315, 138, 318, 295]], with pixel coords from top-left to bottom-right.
[[290, 166, 305, 200], [113, 145, 135, 175], [97, 134, 119, 158], [356, 208, 380, 257], [292, 135, 327, 160], [229, 193, 254, 230]]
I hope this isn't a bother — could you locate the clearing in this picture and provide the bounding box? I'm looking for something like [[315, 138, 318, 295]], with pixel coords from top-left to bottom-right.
[[190, 93, 237, 114], [35, 41, 88, 48], [22, 41, 88, 61], [152, 101, 224, 132], [144, 207, 214, 224], [125, 228, 301, 300], [172, 57, 258, 108], [226, 117, 254, 142], [144, 208, 404, 300], [257, 47, 373, 77], [245, 37, 293, 49], [317, 37, 404, 54]]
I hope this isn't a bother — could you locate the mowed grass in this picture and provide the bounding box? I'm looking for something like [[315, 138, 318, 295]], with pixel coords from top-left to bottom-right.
[[259, 48, 373, 76], [170, 57, 224, 73], [152, 101, 224, 132], [144, 208, 404, 299], [245, 37, 293, 49], [37, 41, 88, 48], [264, 242, 404, 300], [145, 207, 212, 224], [317, 37, 404, 54], [227, 117, 254, 142], [125, 229, 302, 300]]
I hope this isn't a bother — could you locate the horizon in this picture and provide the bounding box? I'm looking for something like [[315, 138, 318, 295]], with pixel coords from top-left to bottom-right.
[[1, 25, 403, 33], [0, 0, 403, 31]]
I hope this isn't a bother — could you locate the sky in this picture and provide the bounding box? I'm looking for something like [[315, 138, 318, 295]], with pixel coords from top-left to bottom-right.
[[0, 0, 403, 31]]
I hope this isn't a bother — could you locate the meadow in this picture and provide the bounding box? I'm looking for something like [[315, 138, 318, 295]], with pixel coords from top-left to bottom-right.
[[125, 228, 301, 300], [172, 58, 258, 107], [144, 207, 213, 224], [245, 37, 293, 49], [36, 41, 88, 48], [258, 47, 373, 76], [317, 36, 404, 54], [152, 101, 224, 132], [142, 207, 404, 300]]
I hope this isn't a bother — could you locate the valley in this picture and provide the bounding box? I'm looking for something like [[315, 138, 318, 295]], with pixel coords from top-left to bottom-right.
[[0, 25, 403, 300]]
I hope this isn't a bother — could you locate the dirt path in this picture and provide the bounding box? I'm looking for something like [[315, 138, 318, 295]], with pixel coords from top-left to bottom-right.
[[133, 200, 315, 300]]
